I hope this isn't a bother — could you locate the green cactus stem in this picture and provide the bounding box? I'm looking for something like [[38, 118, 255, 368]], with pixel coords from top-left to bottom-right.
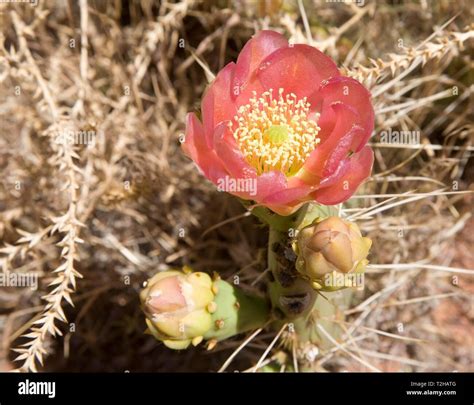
[[205, 279, 270, 342], [263, 202, 352, 352]]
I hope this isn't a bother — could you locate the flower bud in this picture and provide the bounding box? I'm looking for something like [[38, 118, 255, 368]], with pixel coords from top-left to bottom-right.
[[294, 217, 372, 291], [140, 268, 216, 350]]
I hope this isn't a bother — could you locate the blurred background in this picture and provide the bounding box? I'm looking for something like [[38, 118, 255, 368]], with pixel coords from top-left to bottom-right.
[[0, 0, 472, 372]]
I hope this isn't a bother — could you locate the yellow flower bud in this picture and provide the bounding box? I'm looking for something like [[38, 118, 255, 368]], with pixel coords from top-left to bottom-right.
[[140, 269, 216, 349], [294, 217, 372, 291]]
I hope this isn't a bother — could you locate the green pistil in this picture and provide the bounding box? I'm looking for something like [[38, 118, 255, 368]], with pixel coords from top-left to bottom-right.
[[265, 125, 289, 145]]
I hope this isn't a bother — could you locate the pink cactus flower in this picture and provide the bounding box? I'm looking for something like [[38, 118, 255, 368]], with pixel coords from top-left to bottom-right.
[[182, 30, 374, 215]]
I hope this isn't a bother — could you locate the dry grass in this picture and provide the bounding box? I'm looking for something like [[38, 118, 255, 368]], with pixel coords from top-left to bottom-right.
[[0, 0, 472, 372]]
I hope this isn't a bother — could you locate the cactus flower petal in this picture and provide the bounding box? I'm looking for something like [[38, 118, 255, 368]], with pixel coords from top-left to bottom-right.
[[297, 103, 361, 181], [309, 76, 375, 151], [212, 123, 257, 185], [201, 62, 237, 144], [312, 146, 374, 205], [233, 30, 288, 101], [256, 44, 340, 100], [147, 275, 186, 313], [182, 113, 228, 184]]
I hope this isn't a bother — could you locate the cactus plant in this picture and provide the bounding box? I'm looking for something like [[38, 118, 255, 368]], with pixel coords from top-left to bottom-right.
[[141, 30, 374, 367]]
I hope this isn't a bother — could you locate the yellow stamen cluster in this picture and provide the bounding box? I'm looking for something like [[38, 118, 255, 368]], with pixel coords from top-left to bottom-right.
[[229, 88, 320, 175]]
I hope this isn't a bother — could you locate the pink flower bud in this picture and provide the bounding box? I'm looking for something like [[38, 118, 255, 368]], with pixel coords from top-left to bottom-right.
[[140, 269, 216, 350]]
